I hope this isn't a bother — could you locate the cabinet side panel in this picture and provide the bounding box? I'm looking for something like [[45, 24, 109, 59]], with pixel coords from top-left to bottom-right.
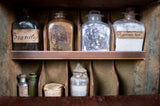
[[0, 1, 22, 96], [112, 5, 160, 95], [141, 4, 160, 94]]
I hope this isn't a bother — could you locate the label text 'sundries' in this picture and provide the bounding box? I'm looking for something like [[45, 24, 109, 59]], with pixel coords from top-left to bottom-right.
[[13, 29, 39, 43]]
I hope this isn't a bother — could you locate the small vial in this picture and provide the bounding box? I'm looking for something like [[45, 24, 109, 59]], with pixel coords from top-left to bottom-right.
[[29, 73, 37, 96], [18, 74, 28, 97]]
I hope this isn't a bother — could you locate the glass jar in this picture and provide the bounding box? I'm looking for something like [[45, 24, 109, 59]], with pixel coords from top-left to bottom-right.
[[18, 74, 28, 97], [43, 83, 64, 97], [29, 73, 37, 96], [70, 73, 89, 96], [82, 10, 111, 51], [70, 63, 89, 96], [47, 11, 73, 51], [12, 8, 40, 50], [113, 8, 145, 51]]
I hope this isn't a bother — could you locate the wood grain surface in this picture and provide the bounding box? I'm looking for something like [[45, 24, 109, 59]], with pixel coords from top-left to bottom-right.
[[11, 51, 146, 60], [142, 4, 160, 94], [0, 95, 159, 106], [9, 0, 158, 9]]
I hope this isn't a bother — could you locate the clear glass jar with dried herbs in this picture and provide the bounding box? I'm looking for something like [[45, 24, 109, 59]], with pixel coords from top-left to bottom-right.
[[47, 11, 73, 51], [82, 10, 111, 51]]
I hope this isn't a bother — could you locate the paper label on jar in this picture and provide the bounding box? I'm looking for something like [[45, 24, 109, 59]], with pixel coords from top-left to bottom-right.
[[19, 86, 28, 96], [116, 31, 145, 39], [13, 29, 39, 43], [71, 85, 88, 96], [44, 90, 62, 97]]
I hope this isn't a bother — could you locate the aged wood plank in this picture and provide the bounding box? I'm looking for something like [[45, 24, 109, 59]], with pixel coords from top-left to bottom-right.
[[131, 5, 157, 95], [11, 51, 146, 60], [9, 0, 157, 9], [38, 61, 46, 96], [89, 61, 94, 96], [65, 61, 69, 96], [143, 5, 160, 94], [77, 10, 82, 51], [0, 95, 159, 106], [0, 1, 23, 96]]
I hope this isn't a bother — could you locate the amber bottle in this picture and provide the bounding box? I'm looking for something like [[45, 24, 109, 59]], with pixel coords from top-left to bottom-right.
[[47, 11, 73, 51]]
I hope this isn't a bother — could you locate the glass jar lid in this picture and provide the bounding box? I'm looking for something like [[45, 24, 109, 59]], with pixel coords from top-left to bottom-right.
[[19, 74, 27, 78], [29, 73, 37, 77], [54, 11, 65, 19], [123, 8, 137, 20], [86, 10, 103, 18]]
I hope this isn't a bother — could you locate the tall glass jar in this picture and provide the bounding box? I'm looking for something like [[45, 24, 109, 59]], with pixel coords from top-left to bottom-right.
[[113, 8, 145, 51], [47, 11, 73, 51], [12, 9, 40, 50], [82, 10, 111, 51]]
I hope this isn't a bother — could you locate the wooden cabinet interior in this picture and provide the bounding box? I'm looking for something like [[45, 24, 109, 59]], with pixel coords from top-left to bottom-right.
[[9, 0, 157, 8], [38, 60, 95, 96], [93, 61, 119, 96], [38, 61, 67, 96], [0, 0, 159, 96]]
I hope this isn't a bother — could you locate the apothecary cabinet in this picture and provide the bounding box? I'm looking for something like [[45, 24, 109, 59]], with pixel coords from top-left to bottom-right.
[[0, 0, 159, 98]]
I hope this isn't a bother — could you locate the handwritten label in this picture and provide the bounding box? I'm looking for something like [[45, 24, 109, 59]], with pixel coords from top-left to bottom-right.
[[116, 31, 145, 39], [13, 29, 39, 43]]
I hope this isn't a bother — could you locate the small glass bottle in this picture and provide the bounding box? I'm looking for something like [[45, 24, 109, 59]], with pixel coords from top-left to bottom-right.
[[12, 8, 40, 50], [113, 8, 145, 51], [29, 73, 37, 96], [47, 11, 73, 51], [18, 74, 28, 97], [82, 10, 111, 51], [70, 63, 89, 96]]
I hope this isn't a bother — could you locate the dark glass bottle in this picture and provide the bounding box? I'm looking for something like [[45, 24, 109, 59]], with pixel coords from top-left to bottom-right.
[[12, 9, 39, 50]]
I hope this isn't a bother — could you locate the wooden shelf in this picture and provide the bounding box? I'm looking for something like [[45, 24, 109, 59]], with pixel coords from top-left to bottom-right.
[[0, 95, 159, 106], [9, 0, 157, 8], [11, 51, 146, 60]]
